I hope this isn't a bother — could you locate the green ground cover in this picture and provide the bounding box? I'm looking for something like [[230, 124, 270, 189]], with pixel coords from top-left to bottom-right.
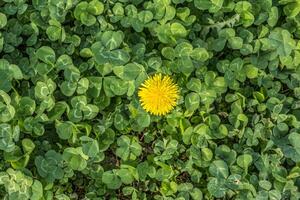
[[0, 0, 300, 199]]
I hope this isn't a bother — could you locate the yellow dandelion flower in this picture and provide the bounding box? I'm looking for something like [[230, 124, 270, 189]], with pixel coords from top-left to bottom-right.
[[138, 73, 179, 116]]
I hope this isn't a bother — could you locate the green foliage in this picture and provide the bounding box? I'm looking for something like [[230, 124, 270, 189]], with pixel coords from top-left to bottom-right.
[[63, 147, 88, 171], [35, 150, 64, 182], [0, 168, 43, 200], [74, 0, 104, 26], [0, 0, 299, 199], [116, 135, 142, 161], [0, 60, 23, 92], [0, 123, 17, 152]]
